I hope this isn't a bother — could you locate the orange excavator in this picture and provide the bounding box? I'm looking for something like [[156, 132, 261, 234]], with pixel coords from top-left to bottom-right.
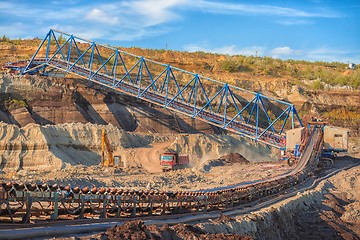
[[101, 129, 114, 167]]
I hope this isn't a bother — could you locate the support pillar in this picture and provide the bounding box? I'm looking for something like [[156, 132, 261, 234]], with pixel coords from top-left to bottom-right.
[[79, 195, 85, 219], [51, 192, 58, 220], [22, 192, 32, 224]]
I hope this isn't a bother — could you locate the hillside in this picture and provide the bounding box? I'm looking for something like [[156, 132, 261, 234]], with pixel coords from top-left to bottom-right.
[[0, 38, 359, 135]]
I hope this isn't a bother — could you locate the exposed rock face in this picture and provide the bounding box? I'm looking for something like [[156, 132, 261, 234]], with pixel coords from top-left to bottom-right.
[[0, 122, 273, 173], [9, 107, 36, 126], [0, 73, 220, 134]]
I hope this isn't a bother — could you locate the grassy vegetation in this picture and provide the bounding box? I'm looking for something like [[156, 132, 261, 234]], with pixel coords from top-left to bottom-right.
[[6, 99, 28, 110], [323, 109, 360, 135], [310, 79, 324, 90], [0, 35, 10, 42], [1, 35, 26, 45], [0, 35, 358, 91], [218, 55, 359, 89], [0, 94, 29, 111]]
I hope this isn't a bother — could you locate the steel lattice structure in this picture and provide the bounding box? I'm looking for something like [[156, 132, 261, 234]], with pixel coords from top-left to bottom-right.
[[20, 29, 302, 149]]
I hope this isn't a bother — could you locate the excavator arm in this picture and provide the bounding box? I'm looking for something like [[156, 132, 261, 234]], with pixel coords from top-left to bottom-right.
[[101, 129, 114, 167]]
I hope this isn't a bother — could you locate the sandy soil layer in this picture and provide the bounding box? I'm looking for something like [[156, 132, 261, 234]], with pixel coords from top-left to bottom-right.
[[1, 123, 358, 193], [0, 121, 285, 191], [6, 161, 291, 192]]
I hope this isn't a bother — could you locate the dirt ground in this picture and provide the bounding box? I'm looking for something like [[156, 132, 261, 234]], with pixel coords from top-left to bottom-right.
[[51, 156, 360, 240], [1, 122, 358, 194], [57, 220, 253, 240], [104, 220, 253, 240], [1, 150, 290, 192], [61, 139, 360, 239], [19, 160, 291, 192]]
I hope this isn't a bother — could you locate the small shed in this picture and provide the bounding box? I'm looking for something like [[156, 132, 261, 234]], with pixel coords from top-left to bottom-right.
[[349, 63, 356, 69], [323, 126, 349, 151], [286, 127, 305, 151]]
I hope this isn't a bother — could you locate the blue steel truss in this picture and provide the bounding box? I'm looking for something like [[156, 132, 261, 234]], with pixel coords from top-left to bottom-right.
[[22, 29, 303, 149]]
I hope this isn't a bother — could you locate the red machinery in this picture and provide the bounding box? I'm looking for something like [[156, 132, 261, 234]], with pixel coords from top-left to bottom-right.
[[160, 152, 189, 172]]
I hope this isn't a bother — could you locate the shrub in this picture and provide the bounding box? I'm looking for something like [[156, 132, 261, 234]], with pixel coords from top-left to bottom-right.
[[5, 98, 29, 110], [220, 60, 239, 72], [0, 35, 10, 42], [310, 79, 324, 90], [220, 59, 253, 73]]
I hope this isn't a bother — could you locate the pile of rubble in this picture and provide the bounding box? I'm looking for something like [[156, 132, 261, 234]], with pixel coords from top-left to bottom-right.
[[105, 220, 253, 240]]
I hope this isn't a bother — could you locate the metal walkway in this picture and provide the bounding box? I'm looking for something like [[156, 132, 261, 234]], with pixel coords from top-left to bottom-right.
[[7, 29, 303, 149]]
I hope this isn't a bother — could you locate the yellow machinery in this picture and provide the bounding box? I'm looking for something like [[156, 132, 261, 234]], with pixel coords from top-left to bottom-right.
[[101, 129, 114, 167]]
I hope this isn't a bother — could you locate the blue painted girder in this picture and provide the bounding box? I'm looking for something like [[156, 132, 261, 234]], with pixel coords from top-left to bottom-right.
[[22, 29, 303, 149]]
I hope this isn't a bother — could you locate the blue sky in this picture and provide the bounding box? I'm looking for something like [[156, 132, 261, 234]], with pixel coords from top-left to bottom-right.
[[0, 0, 359, 63]]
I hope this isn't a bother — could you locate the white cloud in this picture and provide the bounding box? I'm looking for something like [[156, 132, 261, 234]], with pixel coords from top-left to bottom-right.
[[306, 47, 360, 63], [236, 46, 265, 56], [268, 46, 360, 63], [271, 46, 303, 56], [190, 1, 341, 18], [182, 44, 359, 63], [276, 19, 314, 25], [0, 0, 344, 42], [0, 2, 12, 8], [122, 0, 187, 27], [308, 47, 349, 55], [183, 43, 265, 56], [85, 8, 120, 25], [0, 1, 177, 41], [0, 22, 29, 38], [51, 0, 80, 5], [1, 0, 355, 63]]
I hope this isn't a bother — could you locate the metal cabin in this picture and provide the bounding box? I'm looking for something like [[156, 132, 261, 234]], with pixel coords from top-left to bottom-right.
[[286, 127, 305, 151], [323, 126, 349, 151]]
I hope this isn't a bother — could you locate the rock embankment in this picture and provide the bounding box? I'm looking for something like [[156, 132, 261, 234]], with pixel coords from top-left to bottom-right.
[[0, 73, 220, 134], [0, 121, 273, 174], [198, 163, 360, 239]]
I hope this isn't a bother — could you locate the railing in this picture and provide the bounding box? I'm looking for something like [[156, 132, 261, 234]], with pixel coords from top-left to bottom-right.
[[5, 29, 303, 149], [8, 57, 287, 148]]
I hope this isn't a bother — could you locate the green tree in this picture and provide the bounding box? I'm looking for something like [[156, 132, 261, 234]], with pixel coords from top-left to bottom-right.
[[1, 35, 10, 42], [57, 34, 66, 45], [220, 60, 239, 73]]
